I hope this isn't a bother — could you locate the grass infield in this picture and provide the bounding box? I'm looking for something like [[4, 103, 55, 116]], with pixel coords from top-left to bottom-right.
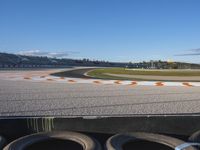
[[87, 68, 200, 81]]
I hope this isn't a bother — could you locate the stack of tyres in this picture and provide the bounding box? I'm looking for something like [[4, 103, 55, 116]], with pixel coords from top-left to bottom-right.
[[0, 135, 6, 150], [3, 131, 101, 150], [3, 131, 200, 150], [106, 132, 197, 150], [189, 130, 200, 143], [188, 130, 200, 149]]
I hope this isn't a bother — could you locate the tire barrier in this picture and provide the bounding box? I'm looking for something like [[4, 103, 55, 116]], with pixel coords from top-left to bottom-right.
[[3, 131, 200, 150], [3, 131, 101, 150], [106, 132, 197, 150], [188, 130, 200, 149], [0, 135, 6, 150], [189, 130, 200, 143]]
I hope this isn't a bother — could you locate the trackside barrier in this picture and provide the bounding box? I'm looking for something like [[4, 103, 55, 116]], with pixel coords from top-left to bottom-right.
[[3, 129, 200, 149], [106, 132, 197, 150], [3, 131, 101, 150], [0, 135, 6, 150], [2, 74, 200, 87]]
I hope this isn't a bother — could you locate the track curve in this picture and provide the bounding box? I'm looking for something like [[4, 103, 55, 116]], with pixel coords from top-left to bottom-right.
[[1, 68, 200, 117], [0, 67, 200, 87], [50, 68, 99, 79]]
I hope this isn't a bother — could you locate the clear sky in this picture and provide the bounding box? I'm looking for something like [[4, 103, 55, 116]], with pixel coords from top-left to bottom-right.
[[0, 0, 200, 63]]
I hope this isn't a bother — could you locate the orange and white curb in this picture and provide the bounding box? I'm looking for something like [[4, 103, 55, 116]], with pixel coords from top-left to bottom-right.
[[0, 73, 200, 87]]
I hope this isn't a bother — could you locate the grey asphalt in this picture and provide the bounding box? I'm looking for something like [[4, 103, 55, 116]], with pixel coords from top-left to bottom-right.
[[0, 74, 200, 117], [50, 67, 98, 79]]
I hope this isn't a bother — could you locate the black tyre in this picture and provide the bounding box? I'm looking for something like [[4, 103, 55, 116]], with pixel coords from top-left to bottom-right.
[[106, 132, 197, 150], [188, 130, 200, 149], [189, 130, 200, 143], [0, 135, 6, 149], [3, 131, 101, 150]]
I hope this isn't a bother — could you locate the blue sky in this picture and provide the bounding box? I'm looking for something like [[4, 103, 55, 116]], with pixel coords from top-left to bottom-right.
[[0, 0, 200, 63]]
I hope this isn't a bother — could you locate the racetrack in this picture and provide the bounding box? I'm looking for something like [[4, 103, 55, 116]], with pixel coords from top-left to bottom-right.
[[0, 67, 200, 117], [50, 67, 98, 79]]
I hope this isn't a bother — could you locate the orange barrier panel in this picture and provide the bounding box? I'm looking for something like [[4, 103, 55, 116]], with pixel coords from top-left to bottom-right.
[[68, 79, 76, 83], [114, 80, 121, 84], [93, 80, 101, 84], [155, 82, 164, 86], [46, 78, 54, 81], [130, 81, 137, 86], [182, 82, 193, 87]]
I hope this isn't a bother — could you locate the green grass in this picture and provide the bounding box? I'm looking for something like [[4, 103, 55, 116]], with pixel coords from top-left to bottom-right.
[[87, 68, 200, 80]]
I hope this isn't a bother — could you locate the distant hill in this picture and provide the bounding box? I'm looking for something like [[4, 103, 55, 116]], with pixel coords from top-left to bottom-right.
[[0, 52, 200, 69], [0, 52, 126, 68]]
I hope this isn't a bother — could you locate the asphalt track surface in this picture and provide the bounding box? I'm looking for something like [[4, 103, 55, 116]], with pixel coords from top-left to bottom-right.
[[0, 67, 200, 117], [51, 67, 97, 79]]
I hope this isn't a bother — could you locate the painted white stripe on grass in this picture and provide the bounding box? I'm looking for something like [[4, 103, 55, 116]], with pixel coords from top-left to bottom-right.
[[104, 80, 120, 84], [119, 81, 133, 85], [190, 82, 200, 86], [164, 82, 183, 86], [137, 81, 156, 86]]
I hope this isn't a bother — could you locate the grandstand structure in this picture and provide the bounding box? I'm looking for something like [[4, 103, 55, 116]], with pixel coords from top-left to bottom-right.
[[126, 60, 200, 69]]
